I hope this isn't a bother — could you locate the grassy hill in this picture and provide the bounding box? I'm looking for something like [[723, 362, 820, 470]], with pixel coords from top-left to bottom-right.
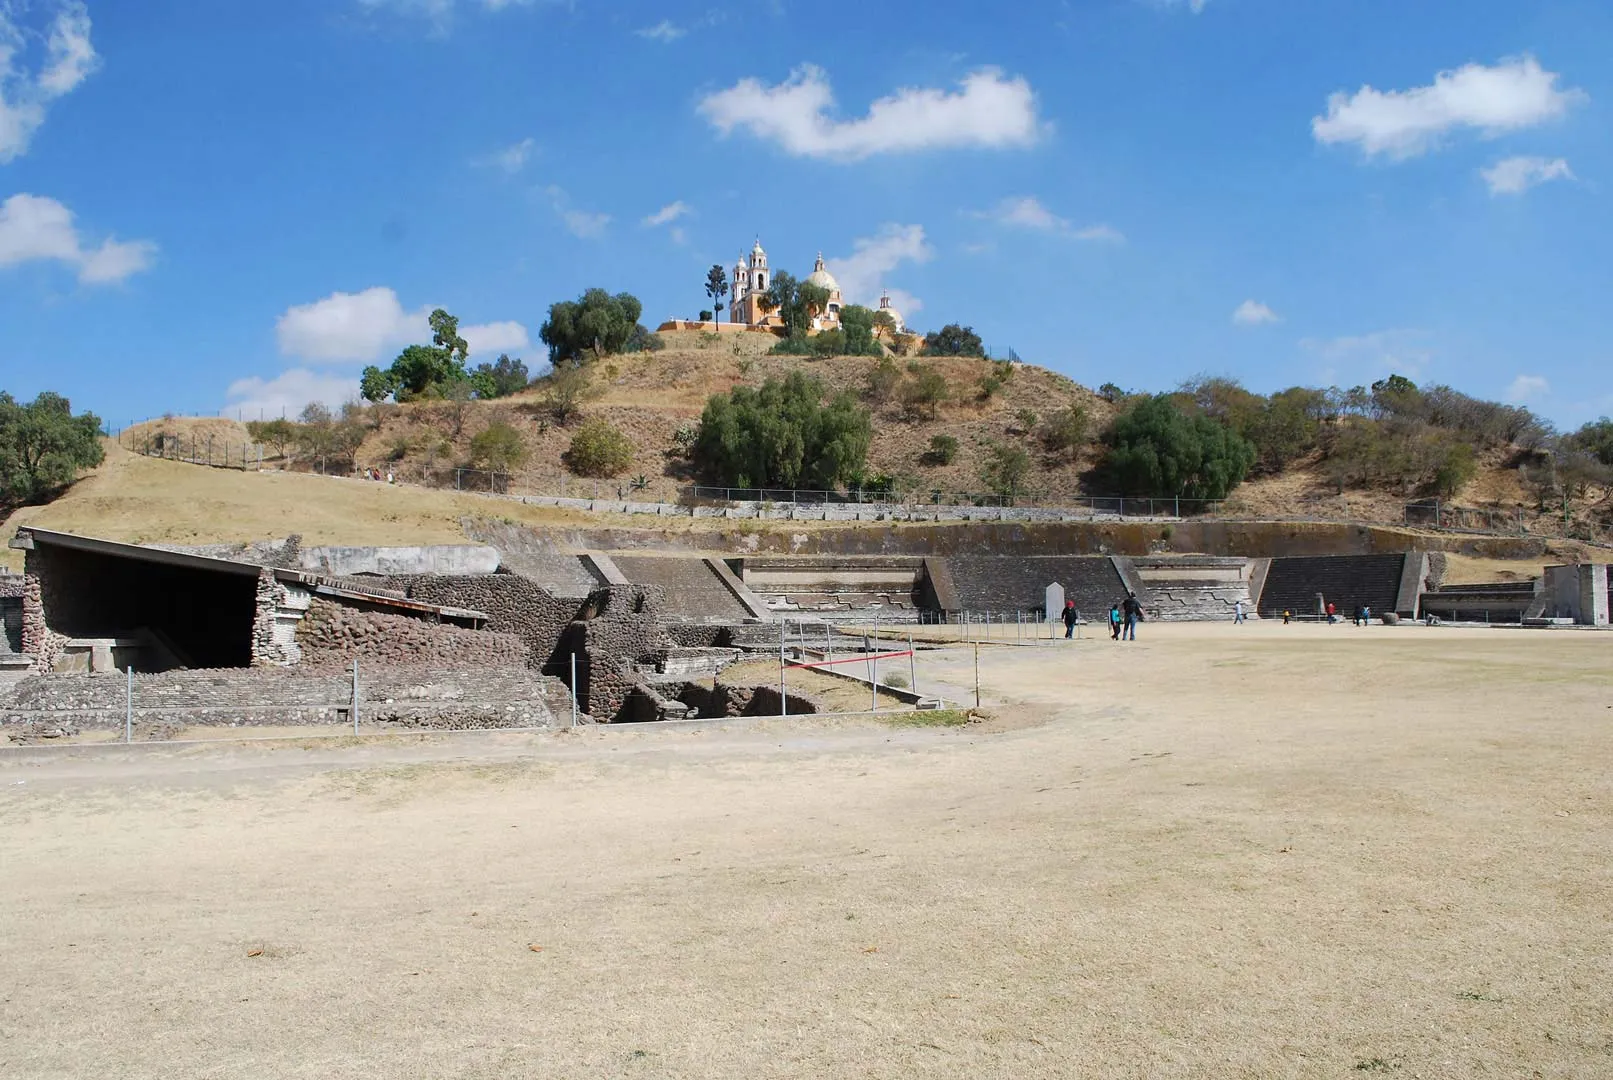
[[212, 329, 1604, 540]]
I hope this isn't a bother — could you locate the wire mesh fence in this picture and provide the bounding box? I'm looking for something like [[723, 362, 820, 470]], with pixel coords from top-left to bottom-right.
[[117, 428, 266, 471], [683, 486, 1227, 516]]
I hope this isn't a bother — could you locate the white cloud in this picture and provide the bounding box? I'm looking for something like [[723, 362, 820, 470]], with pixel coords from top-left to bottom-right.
[[1300, 329, 1433, 383], [0, 1, 100, 162], [544, 185, 610, 238], [973, 196, 1125, 242], [0, 193, 156, 284], [461, 320, 529, 357], [698, 65, 1043, 161], [275, 287, 429, 362], [984, 195, 1067, 231], [1312, 56, 1586, 160], [276, 287, 530, 363], [223, 369, 360, 421], [1481, 155, 1574, 196], [478, 136, 535, 175], [825, 224, 933, 311], [1232, 300, 1279, 326], [1505, 374, 1549, 403], [642, 201, 690, 227], [357, 0, 540, 17], [636, 19, 685, 42], [1072, 224, 1126, 243]]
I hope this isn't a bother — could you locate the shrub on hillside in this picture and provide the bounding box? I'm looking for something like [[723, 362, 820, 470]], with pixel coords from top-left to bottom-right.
[[979, 441, 1032, 500], [921, 323, 985, 358], [246, 418, 297, 459], [1096, 395, 1256, 500], [864, 358, 902, 407], [900, 365, 949, 420], [469, 421, 529, 473], [925, 434, 959, 466], [692, 371, 871, 490], [1040, 404, 1089, 457], [564, 418, 634, 478]]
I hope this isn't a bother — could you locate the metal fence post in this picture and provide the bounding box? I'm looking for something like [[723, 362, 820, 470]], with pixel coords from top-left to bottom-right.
[[908, 629, 916, 693], [779, 618, 788, 717], [125, 667, 133, 743], [352, 659, 360, 734], [570, 652, 578, 727]]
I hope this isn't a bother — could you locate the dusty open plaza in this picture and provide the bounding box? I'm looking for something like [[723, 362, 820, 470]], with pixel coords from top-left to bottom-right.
[[2, 621, 1610, 1078]]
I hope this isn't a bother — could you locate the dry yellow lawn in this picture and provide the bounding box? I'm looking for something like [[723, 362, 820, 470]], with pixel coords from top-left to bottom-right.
[[2, 622, 1609, 1078]]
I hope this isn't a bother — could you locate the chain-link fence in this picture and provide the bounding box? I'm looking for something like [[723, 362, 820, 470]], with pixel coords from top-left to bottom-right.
[[683, 486, 1227, 516], [118, 428, 265, 470]]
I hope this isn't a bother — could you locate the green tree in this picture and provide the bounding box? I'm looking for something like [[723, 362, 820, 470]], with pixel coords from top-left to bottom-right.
[[1098, 395, 1256, 500], [245, 418, 297, 460], [1431, 441, 1477, 497], [565, 418, 635, 478], [540, 289, 645, 365], [542, 364, 595, 424], [762, 271, 830, 341], [1369, 374, 1421, 419], [921, 323, 986, 357], [925, 434, 959, 465], [901, 365, 950, 420], [469, 421, 529, 472], [692, 371, 872, 490], [358, 307, 473, 402], [0, 392, 105, 507], [1040, 404, 1089, 457], [704, 265, 729, 324], [468, 355, 530, 399], [979, 441, 1031, 500], [1567, 418, 1613, 466], [838, 304, 880, 356]]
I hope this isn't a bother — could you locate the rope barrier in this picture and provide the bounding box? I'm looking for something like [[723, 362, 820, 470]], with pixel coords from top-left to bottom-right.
[[786, 649, 913, 671]]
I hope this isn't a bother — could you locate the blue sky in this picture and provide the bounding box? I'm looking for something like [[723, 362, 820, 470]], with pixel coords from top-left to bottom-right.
[[1, 0, 1608, 429]]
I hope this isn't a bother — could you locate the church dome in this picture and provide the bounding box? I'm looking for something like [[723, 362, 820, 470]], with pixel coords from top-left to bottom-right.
[[876, 291, 904, 331], [806, 252, 840, 293]]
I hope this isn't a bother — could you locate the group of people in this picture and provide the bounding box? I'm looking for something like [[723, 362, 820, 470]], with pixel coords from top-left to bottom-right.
[[359, 467, 395, 484], [1060, 593, 1145, 641]]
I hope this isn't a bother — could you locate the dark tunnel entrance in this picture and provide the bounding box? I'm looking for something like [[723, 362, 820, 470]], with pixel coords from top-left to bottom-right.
[[26, 540, 258, 670]]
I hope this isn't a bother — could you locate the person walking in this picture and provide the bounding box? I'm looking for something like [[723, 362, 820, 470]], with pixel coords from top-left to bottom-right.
[[1233, 599, 1246, 625], [1326, 602, 1337, 625], [1062, 599, 1078, 639], [1282, 609, 1292, 625], [1108, 602, 1122, 641], [1121, 592, 1143, 641]]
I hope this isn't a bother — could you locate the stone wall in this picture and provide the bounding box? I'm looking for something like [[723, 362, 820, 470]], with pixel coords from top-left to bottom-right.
[[349, 573, 585, 674], [295, 598, 527, 673], [1121, 556, 1254, 621], [580, 584, 669, 719], [19, 574, 65, 673], [2, 666, 558, 741], [0, 574, 22, 655]]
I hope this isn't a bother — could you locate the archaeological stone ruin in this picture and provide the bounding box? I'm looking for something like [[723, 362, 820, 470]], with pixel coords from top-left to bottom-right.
[[3, 522, 1608, 741]]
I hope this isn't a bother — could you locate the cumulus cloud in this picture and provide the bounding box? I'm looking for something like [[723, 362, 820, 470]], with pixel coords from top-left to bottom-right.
[[478, 136, 535, 175], [1312, 56, 1585, 160], [275, 287, 430, 362], [642, 201, 690, 227], [275, 287, 530, 363], [1232, 300, 1279, 326], [0, 193, 156, 284], [0, 1, 100, 162], [635, 19, 684, 42], [1505, 374, 1549, 403], [544, 185, 610, 239], [973, 196, 1125, 242], [223, 369, 360, 420], [825, 224, 933, 312], [1481, 155, 1574, 196], [461, 320, 529, 356], [699, 65, 1043, 161]]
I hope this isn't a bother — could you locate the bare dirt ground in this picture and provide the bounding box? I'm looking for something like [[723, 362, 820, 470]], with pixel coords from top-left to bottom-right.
[[2, 623, 1610, 1078]]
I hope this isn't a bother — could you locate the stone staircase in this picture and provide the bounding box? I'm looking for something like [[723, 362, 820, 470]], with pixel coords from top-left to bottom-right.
[[1257, 553, 1409, 618]]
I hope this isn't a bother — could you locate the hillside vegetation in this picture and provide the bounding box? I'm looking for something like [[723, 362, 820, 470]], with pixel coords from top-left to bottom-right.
[[189, 329, 1610, 542]]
